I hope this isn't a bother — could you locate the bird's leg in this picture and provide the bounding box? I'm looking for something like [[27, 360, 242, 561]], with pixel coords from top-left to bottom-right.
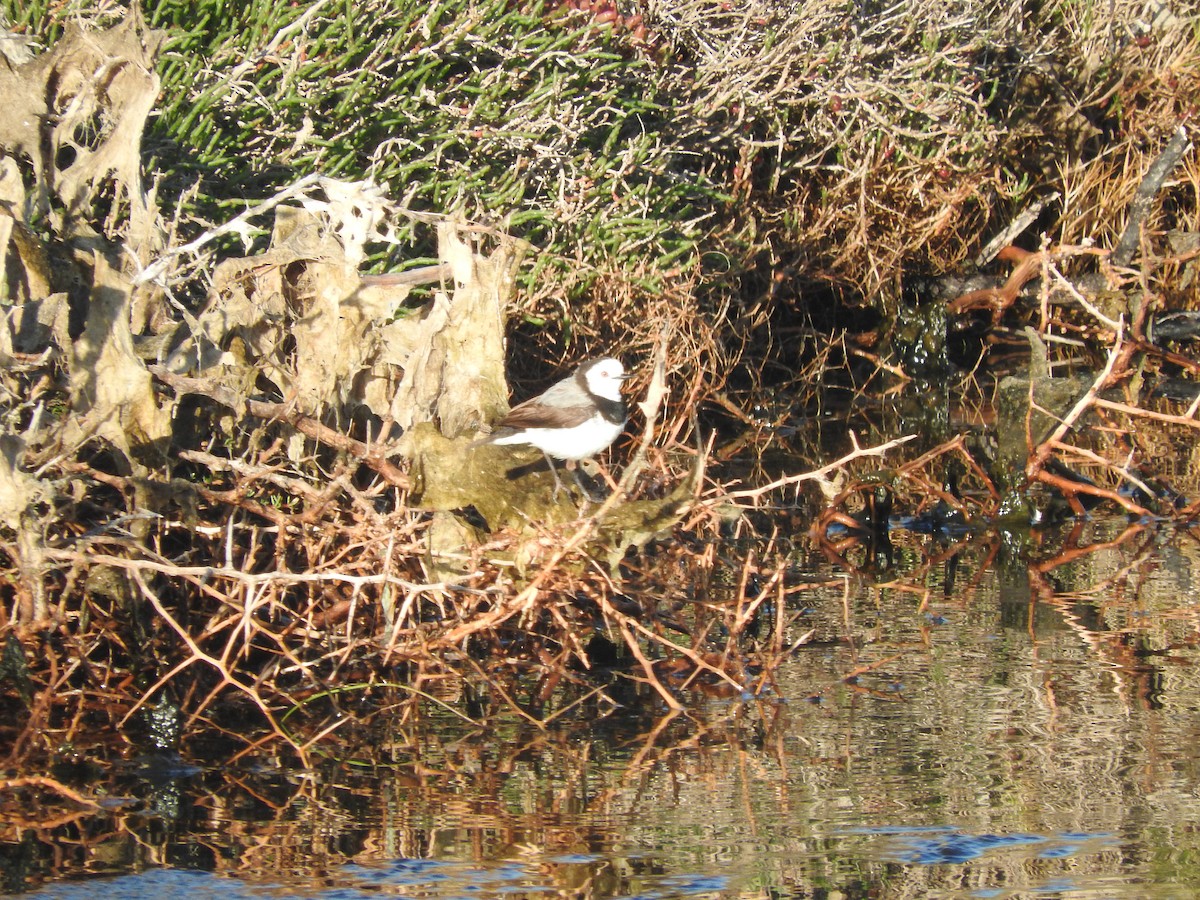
[[542, 452, 566, 498]]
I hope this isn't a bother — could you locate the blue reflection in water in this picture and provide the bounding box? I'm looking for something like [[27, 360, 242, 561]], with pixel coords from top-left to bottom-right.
[[26, 860, 727, 900], [894, 831, 1046, 863], [847, 824, 1118, 865], [663, 874, 730, 892], [26, 868, 373, 900]]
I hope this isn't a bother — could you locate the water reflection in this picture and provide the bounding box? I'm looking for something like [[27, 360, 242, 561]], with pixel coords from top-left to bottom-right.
[[9, 517, 1200, 899]]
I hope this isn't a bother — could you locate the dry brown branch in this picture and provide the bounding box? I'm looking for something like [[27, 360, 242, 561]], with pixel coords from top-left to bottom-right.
[[948, 246, 1045, 322], [615, 616, 684, 711], [178, 450, 332, 505], [125, 568, 308, 756], [896, 434, 1001, 514], [0, 776, 103, 811], [1035, 452, 1152, 517], [42, 549, 447, 598], [609, 594, 745, 697], [1092, 398, 1200, 430]]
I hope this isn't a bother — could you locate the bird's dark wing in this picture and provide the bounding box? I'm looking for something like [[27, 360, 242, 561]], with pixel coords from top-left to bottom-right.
[[495, 399, 594, 430]]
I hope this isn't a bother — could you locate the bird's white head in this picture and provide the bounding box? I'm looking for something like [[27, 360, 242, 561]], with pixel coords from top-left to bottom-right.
[[581, 357, 628, 401]]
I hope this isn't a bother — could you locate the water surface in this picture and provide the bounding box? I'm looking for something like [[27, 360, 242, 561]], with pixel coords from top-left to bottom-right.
[[10, 513, 1200, 899]]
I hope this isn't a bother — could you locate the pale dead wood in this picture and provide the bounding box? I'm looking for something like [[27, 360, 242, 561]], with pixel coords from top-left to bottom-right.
[[722, 432, 917, 503], [1112, 125, 1192, 268]]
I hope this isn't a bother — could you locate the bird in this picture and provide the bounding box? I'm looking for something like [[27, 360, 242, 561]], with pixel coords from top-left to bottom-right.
[[475, 357, 630, 496]]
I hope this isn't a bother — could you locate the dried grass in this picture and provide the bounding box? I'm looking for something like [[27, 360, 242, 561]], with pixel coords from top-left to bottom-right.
[[3, 0, 1200, 770]]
